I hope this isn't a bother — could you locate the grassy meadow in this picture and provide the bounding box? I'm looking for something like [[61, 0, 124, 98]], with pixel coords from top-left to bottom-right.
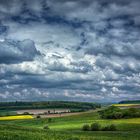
[[0, 109, 140, 140]]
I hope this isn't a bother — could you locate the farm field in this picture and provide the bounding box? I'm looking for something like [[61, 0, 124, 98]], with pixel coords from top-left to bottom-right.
[[113, 104, 139, 106], [0, 115, 33, 121], [113, 104, 140, 109], [0, 110, 17, 117], [0, 109, 140, 140]]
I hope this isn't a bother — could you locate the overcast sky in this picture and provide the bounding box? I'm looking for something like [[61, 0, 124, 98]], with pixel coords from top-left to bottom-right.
[[0, 0, 140, 102]]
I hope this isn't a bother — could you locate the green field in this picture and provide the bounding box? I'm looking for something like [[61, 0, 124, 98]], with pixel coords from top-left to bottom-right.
[[0, 110, 140, 140], [0, 110, 17, 117]]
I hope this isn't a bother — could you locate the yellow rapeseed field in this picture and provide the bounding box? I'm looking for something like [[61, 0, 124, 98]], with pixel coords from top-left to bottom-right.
[[113, 104, 140, 107], [0, 115, 33, 121]]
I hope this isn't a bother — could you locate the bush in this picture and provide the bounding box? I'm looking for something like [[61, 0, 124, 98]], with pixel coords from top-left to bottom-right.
[[102, 126, 110, 131], [100, 106, 140, 119], [82, 123, 117, 131], [82, 124, 90, 131], [109, 124, 117, 131], [43, 125, 49, 130], [23, 112, 30, 115], [113, 112, 123, 119], [48, 118, 52, 123], [102, 124, 117, 131], [36, 115, 41, 119], [90, 123, 101, 131]]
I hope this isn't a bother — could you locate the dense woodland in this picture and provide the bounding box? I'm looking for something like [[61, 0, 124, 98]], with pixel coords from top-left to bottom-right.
[[119, 100, 140, 104], [0, 101, 101, 110], [99, 106, 140, 119]]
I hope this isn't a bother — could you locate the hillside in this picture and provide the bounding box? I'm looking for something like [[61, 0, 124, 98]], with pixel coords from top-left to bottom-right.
[[119, 100, 140, 104], [0, 110, 140, 140], [0, 101, 101, 110]]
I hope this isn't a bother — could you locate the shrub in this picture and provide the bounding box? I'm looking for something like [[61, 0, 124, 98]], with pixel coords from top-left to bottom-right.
[[23, 112, 30, 115], [102, 124, 117, 131], [90, 123, 101, 131], [36, 115, 41, 119], [100, 106, 140, 119], [102, 126, 110, 131], [124, 108, 140, 118], [43, 125, 49, 130], [113, 112, 123, 119], [82, 124, 90, 131], [48, 118, 52, 123], [109, 124, 117, 131]]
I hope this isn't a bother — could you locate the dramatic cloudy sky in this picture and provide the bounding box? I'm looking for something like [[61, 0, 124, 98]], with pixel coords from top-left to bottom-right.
[[0, 0, 140, 102]]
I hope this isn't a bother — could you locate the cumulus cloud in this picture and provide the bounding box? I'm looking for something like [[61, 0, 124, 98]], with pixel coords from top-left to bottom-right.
[[0, 0, 140, 102]]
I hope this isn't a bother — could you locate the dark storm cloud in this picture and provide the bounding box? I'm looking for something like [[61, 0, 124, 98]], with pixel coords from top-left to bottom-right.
[[0, 0, 140, 102], [0, 39, 40, 64], [0, 24, 8, 35]]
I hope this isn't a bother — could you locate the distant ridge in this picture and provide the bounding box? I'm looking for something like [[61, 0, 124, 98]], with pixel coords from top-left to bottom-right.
[[119, 100, 140, 104], [0, 101, 101, 110]]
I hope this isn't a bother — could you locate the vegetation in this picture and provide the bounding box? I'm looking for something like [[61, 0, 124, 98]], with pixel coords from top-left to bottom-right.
[[99, 106, 140, 119], [43, 125, 49, 130], [113, 104, 140, 107], [0, 115, 33, 121], [0, 101, 101, 110], [0, 109, 139, 140], [90, 122, 101, 131], [119, 100, 140, 104], [82, 123, 117, 131], [82, 124, 90, 131], [102, 124, 117, 131], [36, 115, 41, 119], [48, 118, 52, 123], [67, 138, 79, 140], [0, 103, 140, 140], [0, 110, 16, 117], [23, 112, 30, 115]]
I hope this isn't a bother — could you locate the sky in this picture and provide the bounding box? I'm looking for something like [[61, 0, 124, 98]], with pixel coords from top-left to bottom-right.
[[0, 0, 140, 102]]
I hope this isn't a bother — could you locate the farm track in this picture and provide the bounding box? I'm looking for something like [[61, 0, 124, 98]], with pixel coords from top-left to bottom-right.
[[38, 109, 102, 118]]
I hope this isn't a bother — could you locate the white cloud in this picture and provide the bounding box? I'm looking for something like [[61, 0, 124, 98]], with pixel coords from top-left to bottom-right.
[[0, 0, 140, 102]]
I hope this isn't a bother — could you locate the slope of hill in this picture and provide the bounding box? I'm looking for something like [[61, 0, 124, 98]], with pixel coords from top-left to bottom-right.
[[0, 101, 101, 110], [119, 100, 140, 104], [0, 110, 140, 140]]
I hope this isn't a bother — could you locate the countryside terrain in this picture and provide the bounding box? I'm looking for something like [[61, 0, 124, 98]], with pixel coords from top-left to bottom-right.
[[0, 101, 140, 140]]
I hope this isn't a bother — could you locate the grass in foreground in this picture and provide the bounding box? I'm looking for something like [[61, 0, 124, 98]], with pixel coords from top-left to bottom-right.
[[0, 124, 140, 140], [0, 110, 140, 140]]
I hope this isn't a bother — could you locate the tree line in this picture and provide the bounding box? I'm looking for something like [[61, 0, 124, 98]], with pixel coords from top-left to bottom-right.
[[0, 101, 101, 110]]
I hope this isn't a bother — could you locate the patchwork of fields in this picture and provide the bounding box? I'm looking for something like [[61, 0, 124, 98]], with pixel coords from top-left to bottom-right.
[[0, 109, 140, 140]]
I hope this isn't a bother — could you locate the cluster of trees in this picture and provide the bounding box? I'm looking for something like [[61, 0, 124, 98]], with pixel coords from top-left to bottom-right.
[[99, 106, 140, 119], [82, 123, 117, 131], [119, 100, 140, 104], [0, 101, 101, 110]]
